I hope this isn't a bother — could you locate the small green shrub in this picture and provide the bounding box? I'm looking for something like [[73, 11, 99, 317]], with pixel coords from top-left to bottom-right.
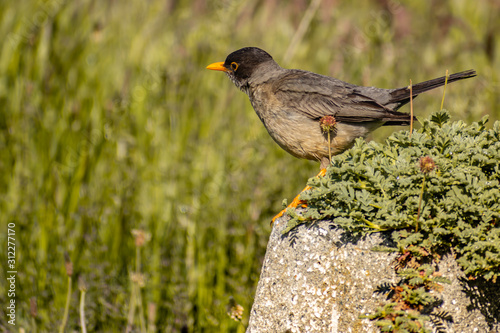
[[286, 110, 500, 331], [288, 110, 500, 280]]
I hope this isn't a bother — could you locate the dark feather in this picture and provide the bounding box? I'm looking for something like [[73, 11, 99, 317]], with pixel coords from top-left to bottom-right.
[[273, 70, 413, 124], [387, 69, 477, 110]]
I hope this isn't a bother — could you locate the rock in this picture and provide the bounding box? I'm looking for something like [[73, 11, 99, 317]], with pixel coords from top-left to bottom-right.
[[246, 218, 500, 333]]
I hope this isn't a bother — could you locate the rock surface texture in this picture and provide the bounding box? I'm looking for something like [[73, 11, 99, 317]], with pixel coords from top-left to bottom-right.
[[246, 218, 500, 333]]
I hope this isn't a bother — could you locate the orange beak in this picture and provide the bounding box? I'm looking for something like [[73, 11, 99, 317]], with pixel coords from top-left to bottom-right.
[[206, 62, 228, 72]]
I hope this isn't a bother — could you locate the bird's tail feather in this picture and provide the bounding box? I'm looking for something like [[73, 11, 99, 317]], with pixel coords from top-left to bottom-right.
[[389, 69, 476, 109]]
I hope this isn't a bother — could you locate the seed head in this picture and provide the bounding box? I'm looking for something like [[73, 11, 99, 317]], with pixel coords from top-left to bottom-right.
[[78, 275, 87, 292], [419, 156, 436, 174], [131, 272, 146, 287], [320, 115, 337, 133], [30, 297, 37, 318], [64, 252, 73, 277], [132, 229, 151, 247], [227, 297, 244, 321], [228, 304, 244, 321]]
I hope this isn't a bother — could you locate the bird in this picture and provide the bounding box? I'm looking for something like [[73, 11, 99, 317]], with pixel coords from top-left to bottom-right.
[[207, 47, 476, 223]]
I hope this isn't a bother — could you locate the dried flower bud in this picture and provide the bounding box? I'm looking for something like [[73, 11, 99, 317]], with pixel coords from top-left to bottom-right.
[[228, 304, 244, 321], [419, 156, 436, 174], [131, 229, 151, 247], [78, 276, 87, 292], [227, 297, 244, 321], [131, 272, 146, 288], [320, 115, 337, 133], [30, 297, 37, 318], [148, 302, 157, 324], [64, 252, 73, 277]]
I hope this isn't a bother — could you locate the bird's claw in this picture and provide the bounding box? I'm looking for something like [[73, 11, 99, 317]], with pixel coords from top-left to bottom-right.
[[270, 187, 311, 225], [270, 169, 326, 226]]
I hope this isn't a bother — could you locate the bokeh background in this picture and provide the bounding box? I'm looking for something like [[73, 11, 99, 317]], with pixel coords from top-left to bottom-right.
[[0, 0, 498, 331]]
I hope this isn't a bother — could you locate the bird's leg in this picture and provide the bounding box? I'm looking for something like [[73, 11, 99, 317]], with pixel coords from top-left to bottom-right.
[[271, 168, 327, 225]]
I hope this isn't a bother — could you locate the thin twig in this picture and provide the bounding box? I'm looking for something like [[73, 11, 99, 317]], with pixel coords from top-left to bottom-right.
[[409, 79, 413, 138]]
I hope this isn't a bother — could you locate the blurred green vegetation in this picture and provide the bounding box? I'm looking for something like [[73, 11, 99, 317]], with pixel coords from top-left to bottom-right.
[[0, 0, 498, 331]]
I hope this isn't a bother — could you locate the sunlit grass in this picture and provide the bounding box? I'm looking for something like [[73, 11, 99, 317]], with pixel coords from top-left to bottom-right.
[[0, 0, 497, 331]]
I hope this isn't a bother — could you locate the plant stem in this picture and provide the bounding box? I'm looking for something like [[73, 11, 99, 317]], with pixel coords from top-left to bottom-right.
[[409, 80, 413, 137], [59, 276, 72, 333], [440, 70, 449, 110], [136, 246, 141, 275], [125, 283, 137, 333], [31, 317, 37, 333], [80, 289, 87, 333], [135, 246, 146, 333], [147, 303, 157, 333], [138, 286, 146, 333]]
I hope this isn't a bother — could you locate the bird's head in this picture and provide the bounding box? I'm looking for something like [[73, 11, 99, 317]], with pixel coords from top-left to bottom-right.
[[206, 47, 274, 91]]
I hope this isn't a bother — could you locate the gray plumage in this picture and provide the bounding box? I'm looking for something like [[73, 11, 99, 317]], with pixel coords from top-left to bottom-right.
[[209, 47, 476, 169]]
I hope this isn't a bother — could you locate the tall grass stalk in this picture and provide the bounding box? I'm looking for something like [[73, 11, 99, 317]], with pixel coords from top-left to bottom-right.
[[59, 254, 73, 333], [125, 283, 138, 333], [284, 0, 323, 64], [78, 276, 87, 333], [440, 70, 449, 110], [79, 290, 87, 333], [59, 276, 72, 333]]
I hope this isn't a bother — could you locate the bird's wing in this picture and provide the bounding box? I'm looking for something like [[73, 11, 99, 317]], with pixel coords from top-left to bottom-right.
[[272, 70, 410, 123]]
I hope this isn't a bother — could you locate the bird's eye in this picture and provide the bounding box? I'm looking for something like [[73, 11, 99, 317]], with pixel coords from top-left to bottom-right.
[[230, 62, 239, 71]]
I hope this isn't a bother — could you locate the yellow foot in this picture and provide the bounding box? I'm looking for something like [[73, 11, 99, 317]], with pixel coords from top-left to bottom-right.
[[271, 168, 327, 225]]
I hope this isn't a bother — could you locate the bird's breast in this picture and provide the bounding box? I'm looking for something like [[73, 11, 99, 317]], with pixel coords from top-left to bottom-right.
[[259, 113, 376, 161], [248, 86, 377, 161]]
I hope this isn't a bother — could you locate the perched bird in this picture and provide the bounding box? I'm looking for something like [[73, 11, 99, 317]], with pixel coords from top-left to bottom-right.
[[207, 47, 476, 223]]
